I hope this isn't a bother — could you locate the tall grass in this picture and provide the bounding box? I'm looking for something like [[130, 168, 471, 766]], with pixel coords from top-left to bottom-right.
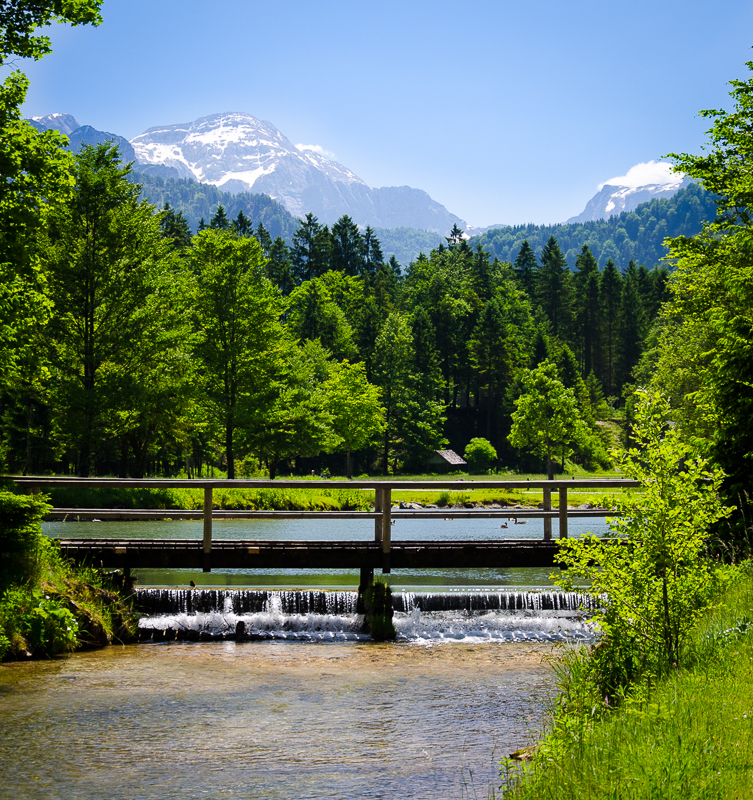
[[502, 563, 753, 799]]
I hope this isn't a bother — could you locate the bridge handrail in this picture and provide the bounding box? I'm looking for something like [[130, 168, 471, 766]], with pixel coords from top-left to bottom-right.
[[8, 476, 639, 490], [11, 475, 635, 574]]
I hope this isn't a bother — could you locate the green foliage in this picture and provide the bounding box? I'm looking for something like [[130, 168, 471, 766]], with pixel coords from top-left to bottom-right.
[[509, 361, 590, 478], [0, 490, 50, 591], [463, 437, 497, 472], [133, 171, 298, 243], [191, 228, 287, 478], [0, 586, 78, 657], [471, 182, 716, 271], [364, 580, 396, 641], [555, 390, 731, 696], [654, 62, 753, 525], [324, 360, 385, 478], [503, 565, 753, 800]]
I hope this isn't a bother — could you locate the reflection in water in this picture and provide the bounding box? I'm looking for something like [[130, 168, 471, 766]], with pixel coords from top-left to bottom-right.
[[0, 641, 557, 800]]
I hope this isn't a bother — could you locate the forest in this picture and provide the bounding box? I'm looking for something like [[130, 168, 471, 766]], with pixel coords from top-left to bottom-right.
[[1, 131, 675, 481]]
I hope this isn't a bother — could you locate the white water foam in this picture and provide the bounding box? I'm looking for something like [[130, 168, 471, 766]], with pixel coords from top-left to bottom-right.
[[138, 591, 596, 644]]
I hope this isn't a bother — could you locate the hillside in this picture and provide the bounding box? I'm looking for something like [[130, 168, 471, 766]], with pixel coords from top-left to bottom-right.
[[470, 183, 717, 269], [132, 171, 300, 243]]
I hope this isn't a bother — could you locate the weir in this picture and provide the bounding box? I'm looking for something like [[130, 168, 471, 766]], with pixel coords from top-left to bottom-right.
[[135, 587, 597, 615], [133, 587, 599, 644]]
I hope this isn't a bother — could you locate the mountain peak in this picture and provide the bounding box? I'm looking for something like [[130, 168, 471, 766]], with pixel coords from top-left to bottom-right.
[[129, 112, 464, 232]]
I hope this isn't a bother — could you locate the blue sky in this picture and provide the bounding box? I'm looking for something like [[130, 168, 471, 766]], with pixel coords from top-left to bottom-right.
[[15, 0, 753, 226]]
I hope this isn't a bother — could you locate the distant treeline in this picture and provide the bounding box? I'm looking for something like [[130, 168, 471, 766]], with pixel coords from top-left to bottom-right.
[[132, 171, 299, 244], [470, 183, 716, 271]]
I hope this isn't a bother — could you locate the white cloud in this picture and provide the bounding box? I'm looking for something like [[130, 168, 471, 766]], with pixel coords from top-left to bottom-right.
[[295, 143, 336, 160], [599, 160, 683, 190]]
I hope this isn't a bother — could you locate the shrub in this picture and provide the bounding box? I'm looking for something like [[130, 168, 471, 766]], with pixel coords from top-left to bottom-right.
[[463, 437, 497, 472]]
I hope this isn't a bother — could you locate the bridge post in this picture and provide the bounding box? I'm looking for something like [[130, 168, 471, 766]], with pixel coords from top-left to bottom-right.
[[374, 488, 383, 543], [558, 486, 568, 539], [203, 487, 212, 572], [543, 485, 552, 540], [357, 566, 374, 614], [382, 488, 392, 574]]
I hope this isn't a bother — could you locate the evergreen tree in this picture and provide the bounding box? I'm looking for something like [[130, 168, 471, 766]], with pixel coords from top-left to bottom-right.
[[209, 205, 230, 230], [535, 236, 574, 339], [160, 203, 192, 251], [573, 244, 601, 376], [513, 239, 537, 298], [617, 261, 646, 387], [330, 215, 365, 277], [600, 259, 623, 396], [232, 209, 253, 237], [254, 221, 272, 254], [291, 213, 330, 283], [362, 226, 384, 280], [265, 236, 294, 295]]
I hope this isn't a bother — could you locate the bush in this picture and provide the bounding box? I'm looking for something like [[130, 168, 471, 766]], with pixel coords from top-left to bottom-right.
[[0, 491, 51, 592], [463, 437, 497, 472]]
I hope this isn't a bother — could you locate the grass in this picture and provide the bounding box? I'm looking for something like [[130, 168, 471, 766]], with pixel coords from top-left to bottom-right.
[[30, 469, 633, 511], [501, 564, 753, 799]]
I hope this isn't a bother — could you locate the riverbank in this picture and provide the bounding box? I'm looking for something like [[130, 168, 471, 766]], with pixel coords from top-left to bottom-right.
[[503, 563, 753, 799], [13, 474, 628, 513], [0, 492, 138, 661]]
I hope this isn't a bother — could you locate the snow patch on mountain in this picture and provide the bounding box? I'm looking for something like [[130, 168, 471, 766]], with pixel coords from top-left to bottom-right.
[[129, 111, 464, 232], [567, 161, 689, 223]]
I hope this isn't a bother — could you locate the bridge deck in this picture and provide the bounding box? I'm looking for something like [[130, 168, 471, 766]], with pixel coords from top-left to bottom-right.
[[55, 538, 566, 569]]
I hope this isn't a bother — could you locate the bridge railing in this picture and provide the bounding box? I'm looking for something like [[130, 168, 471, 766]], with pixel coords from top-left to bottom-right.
[[10, 476, 637, 573]]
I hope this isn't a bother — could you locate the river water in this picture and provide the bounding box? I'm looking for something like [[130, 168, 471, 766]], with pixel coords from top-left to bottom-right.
[[0, 518, 603, 799], [0, 641, 559, 800]]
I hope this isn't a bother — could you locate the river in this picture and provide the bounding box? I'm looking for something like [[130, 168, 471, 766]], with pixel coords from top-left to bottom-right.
[[0, 517, 604, 798]]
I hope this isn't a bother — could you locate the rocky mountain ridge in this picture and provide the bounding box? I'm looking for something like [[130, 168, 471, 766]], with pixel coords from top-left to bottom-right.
[[129, 111, 465, 233]]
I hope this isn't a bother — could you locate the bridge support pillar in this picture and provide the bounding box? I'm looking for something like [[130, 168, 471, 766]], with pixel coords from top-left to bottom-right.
[[558, 487, 568, 539], [357, 566, 373, 614], [382, 488, 392, 573], [203, 487, 212, 572], [543, 487, 552, 540], [374, 489, 383, 543]]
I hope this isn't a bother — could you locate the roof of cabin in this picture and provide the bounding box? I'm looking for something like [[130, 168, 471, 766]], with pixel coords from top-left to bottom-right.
[[428, 449, 467, 465]]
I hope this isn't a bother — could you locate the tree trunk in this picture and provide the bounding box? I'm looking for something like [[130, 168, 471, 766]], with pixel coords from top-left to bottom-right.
[[268, 457, 279, 480], [346, 447, 352, 479], [226, 423, 235, 479]]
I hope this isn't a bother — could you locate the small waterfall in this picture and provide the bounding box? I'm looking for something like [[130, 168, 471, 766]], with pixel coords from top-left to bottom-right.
[[135, 588, 359, 616], [393, 591, 598, 613], [134, 588, 598, 644]]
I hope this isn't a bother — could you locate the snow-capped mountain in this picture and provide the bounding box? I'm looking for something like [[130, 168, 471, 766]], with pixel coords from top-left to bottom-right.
[[567, 162, 690, 223], [130, 112, 465, 233]]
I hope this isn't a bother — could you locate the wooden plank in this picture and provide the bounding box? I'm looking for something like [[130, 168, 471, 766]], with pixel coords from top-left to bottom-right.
[[12, 475, 641, 490]]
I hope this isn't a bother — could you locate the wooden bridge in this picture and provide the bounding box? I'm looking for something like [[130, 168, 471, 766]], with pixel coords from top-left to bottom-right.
[[13, 476, 634, 582]]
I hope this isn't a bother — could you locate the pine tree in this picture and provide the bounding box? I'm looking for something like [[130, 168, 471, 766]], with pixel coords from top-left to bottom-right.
[[330, 215, 366, 277], [616, 261, 646, 388], [363, 226, 384, 281], [535, 236, 574, 340], [600, 259, 623, 397], [160, 203, 192, 250], [573, 244, 601, 376], [513, 239, 537, 298], [232, 209, 253, 237], [210, 205, 230, 230], [291, 213, 331, 284], [265, 236, 294, 295], [255, 221, 273, 255]]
